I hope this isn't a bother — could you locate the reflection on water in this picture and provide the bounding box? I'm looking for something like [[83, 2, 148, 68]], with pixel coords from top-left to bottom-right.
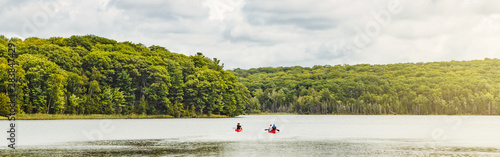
[[2, 139, 500, 156], [1, 139, 227, 156]]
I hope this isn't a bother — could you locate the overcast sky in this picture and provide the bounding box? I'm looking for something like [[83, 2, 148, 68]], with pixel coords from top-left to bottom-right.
[[1, 0, 499, 69]]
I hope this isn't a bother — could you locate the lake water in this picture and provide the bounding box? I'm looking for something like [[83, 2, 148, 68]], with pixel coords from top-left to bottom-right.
[[1, 115, 500, 156]]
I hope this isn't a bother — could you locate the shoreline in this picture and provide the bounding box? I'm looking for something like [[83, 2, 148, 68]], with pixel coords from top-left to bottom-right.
[[245, 112, 500, 116], [1, 113, 498, 120], [0, 114, 229, 120]]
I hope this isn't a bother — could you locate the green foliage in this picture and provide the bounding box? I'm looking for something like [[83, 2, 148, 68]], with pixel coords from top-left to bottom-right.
[[7, 35, 500, 116], [0, 35, 247, 117], [0, 93, 10, 117], [232, 60, 500, 115]]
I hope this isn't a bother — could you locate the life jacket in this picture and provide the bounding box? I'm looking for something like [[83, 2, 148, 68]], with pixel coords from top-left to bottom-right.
[[237, 125, 241, 130]]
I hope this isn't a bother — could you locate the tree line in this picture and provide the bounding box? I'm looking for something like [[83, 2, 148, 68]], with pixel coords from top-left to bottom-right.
[[2, 35, 499, 117], [0, 35, 247, 117], [231, 59, 500, 115]]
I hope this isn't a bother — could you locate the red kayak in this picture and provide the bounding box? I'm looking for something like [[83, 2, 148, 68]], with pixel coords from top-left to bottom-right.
[[268, 130, 276, 133], [235, 129, 242, 132]]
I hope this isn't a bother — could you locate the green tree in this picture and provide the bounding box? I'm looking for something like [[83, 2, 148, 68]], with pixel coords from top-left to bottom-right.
[[0, 93, 10, 117]]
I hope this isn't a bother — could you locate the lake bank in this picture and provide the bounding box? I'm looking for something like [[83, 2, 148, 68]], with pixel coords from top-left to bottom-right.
[[0, 114, 228, 120], [245, 112, 500, 116], [246, 112, 300, 115], [2, 113, 496, 120]]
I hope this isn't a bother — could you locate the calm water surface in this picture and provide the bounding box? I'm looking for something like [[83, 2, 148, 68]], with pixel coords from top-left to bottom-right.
[[1, 115, 500, 156]]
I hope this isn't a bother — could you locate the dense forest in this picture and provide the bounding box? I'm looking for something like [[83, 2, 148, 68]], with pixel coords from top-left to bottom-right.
[[231, 59, 500, 115], [0, 35, 247, 117], [2, 35, 499, 117]]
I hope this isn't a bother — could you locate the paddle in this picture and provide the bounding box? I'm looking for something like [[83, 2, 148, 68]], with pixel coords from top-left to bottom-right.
[[265, 129, 280, 131]]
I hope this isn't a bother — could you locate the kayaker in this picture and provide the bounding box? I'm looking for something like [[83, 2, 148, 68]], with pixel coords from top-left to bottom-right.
[[268, 124, 273, 131], [272, 124, 279, 132], [236, 123, 242, 130]]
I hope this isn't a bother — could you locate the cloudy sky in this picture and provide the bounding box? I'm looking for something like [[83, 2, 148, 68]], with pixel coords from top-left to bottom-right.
[[1, 0, 499, 69]]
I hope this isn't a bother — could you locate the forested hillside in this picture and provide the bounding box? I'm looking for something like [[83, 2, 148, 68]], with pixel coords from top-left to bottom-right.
[[231, 59, 500, 115], [2, 35, 499, 117], [0, 35, 247, 117]]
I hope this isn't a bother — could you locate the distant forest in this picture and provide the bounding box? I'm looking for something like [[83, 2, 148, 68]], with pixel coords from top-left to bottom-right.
[[1, 35, 500, 117], [0, 35, 247, 117], [231, 59, 500, 115]]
